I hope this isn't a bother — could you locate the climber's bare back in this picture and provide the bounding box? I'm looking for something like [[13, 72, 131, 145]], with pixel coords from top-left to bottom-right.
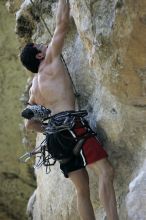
[[29, 56, 75, 115]]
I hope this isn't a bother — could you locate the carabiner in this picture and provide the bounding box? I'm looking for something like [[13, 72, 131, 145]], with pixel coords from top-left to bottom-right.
[[19, 152, 32, 163]]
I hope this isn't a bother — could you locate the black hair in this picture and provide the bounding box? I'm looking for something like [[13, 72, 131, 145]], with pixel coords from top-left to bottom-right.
[[20, 43, 40, 73]]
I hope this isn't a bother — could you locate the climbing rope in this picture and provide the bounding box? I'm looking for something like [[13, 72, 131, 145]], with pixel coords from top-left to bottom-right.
[[30, 0, 80, 98]]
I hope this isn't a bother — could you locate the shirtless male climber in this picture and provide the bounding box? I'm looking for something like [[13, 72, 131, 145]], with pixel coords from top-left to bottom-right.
[[20, 0, 119, 219]]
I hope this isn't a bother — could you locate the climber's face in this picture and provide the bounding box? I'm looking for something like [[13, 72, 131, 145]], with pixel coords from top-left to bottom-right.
[[34, 43, 48, 58]]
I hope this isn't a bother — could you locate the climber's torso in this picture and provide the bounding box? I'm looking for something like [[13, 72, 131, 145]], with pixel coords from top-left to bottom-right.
[[29, 56, 75, 114]]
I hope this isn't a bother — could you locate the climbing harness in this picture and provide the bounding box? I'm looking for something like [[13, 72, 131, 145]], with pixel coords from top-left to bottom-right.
[[20, 106, 96, 173]]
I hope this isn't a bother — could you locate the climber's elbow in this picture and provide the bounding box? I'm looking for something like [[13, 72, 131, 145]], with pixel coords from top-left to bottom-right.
[[24, 119, 44, 133], [24, 119, 33, 131]]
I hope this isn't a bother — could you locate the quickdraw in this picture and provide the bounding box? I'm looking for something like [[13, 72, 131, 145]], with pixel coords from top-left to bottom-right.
[[19, 138, 56, 174]]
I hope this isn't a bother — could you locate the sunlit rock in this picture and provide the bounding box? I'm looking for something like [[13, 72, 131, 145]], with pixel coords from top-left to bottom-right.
[[14, 0, 146, 219]]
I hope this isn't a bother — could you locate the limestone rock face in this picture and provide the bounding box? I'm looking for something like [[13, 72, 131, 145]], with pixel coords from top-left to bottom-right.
[[15, 0, 146, 219], [126, 160, 146, 220]]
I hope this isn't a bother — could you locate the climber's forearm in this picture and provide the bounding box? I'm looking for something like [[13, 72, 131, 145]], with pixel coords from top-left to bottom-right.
[[25, 119, 46, 133], [56, 0, 70, 26]]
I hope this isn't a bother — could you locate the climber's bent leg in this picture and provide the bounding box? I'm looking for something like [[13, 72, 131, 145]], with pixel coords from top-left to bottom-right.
[[68, 168, 96, 220], [88, 159, 119, 220]]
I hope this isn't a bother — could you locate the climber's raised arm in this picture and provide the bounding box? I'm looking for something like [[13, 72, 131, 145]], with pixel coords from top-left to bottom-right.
[[45, 0, 70, 61]]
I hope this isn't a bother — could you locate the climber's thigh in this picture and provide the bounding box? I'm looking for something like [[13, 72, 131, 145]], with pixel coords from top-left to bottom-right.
[[60, 154, 85, 178], [68, 168, 90, 193]]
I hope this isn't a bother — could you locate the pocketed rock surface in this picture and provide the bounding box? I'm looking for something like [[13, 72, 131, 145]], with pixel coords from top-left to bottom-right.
[[8, 0, 146, 219]]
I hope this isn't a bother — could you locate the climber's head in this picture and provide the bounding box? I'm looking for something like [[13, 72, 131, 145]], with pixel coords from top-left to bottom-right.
[[20, 43, 47, 73]]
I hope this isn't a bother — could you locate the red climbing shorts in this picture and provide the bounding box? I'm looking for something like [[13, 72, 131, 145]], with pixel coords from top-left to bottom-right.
[[60, 119, 108, 177]]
